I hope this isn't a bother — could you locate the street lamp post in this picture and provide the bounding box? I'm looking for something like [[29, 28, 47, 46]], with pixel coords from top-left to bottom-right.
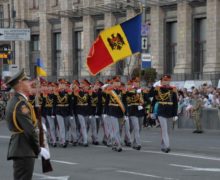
[[10, 0, 15, 64]]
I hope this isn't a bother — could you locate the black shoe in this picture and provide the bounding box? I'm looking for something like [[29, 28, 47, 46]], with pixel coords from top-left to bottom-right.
[[72, 142, 78, 146], [102, 140, 107, 146], [197, 130, 203, 134], [112, 146, 122, 152], [117, 147, 122, 152], [193, 130, 199, 133], [83, 143, 89, 147], [124, 140, 131, 147], [62, 143, 68, 148], [161, 148, 170, 153], [133, 146, 141, 150], [92, 141, 99, 145]]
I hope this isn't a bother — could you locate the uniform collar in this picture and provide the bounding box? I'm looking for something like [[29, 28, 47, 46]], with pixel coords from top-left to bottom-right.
[[16, 92, 28, 101]]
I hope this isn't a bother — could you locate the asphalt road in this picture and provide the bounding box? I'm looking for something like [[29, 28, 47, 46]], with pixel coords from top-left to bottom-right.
[[0, 120, 220, 180]]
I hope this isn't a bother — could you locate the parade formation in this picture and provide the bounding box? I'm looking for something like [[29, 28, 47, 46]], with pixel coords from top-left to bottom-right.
[[6, 71, 178, 154]]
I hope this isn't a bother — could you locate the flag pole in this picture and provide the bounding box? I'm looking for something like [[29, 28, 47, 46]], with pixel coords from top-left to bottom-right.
[[35, 62, 53, 173]]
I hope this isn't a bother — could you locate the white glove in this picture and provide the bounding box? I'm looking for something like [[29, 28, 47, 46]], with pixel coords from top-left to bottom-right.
[[42, 123, 47, 133], [51, 115, 55, 119], [95, 115, 99, 118], [124, 116, 129, 121], [137, 89, 142, 94], [138, 105, 143, 110], [40, 147, 50, 160], [102, 114, 107, 118], [89, 115, 92, 119], [173, 116, 178, 121], [70, 116, 74, 120]]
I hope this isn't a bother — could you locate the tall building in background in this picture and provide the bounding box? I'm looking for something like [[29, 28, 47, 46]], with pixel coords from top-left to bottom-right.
[[0, 0, 219, 85]]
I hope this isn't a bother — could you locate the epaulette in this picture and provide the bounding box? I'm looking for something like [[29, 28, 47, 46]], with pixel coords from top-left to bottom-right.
[[155, 86, 161, 91], [172, 86, 177, 92]]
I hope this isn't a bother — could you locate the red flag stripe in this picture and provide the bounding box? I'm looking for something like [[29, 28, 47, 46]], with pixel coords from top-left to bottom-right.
[[87, 36, 113, 75]]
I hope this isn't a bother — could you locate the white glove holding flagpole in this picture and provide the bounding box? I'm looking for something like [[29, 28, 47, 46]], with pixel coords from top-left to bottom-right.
[[40, 147, 50, 160]]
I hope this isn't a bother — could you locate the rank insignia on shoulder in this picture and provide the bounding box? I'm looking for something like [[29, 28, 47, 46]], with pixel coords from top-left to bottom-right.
[[21, 104, 30, 114]]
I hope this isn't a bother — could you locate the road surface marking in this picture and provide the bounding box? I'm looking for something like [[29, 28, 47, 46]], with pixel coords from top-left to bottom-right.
[[37, 158, 78, 165], [117, 170, 177, 180], [96, 146, 220, 162], [170, 164, 220, 172], [33, 173, 69, 180], [50, 160, 78, 165], [141, 150, 220, 161], [0, 135, 10, 139], [209, 147, 220, 150], [142, 140, 152, 143]]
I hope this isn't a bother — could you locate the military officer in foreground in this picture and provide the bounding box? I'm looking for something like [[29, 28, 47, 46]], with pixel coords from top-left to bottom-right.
[[149, 74, 178, 153], [5, 69, 50, 180]]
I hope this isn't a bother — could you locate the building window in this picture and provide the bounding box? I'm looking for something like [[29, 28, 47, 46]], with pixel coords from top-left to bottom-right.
[[29, 0, 39, 9], [33, 0, 39, 9], [0, 5, 3, 28], [94, 28, 103, 39], [51, 0, 59, 7], [75, 31, 84, 77], [30, 35, 40, 77], [52, 33, 61, 76], [31, 35, 39, 51], [165, 21, 177, 74], [193, 18, 206, 77]]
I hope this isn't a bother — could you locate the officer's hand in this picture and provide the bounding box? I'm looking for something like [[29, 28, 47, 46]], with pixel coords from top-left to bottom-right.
[[95, 115, 99, 118], [70, 116, 74, 120], [173, 116, 178, 121], [51, 115, 55, 119], [89, 115, 92, 119], [138, 105, 143, 110], [40, 147, 50, 160], [42, 123, 47, 132], [124, 116, 129, 121], [102, 114, 107, 118], [137, 89, 142, 94]]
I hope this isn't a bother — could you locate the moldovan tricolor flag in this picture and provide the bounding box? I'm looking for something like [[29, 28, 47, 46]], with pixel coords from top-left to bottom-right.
[[87, 14, 141, 75], [36, 58, 47, 77]]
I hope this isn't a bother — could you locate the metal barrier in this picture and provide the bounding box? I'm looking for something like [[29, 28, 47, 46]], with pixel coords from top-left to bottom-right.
[[178, 108, 220, 130]]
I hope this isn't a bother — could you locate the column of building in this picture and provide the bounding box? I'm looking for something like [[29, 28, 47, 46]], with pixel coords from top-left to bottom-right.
[[82, 0, 94, 77], [39, 0, 52, 76], [60, 0, 73, 78], [14, 0, 27, 72], [174, 1, 192, 77], [203, 0, 220, 77], [150, 6, 164, 75]]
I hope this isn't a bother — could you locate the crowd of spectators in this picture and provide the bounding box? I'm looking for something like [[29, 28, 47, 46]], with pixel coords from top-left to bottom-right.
[[177, 83, 220, 117]]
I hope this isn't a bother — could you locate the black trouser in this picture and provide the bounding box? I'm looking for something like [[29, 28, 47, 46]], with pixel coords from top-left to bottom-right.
[[13, 158, 35, 180]]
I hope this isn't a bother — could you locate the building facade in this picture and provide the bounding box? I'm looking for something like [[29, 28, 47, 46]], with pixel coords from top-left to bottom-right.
[[0, 0, 219, 84]]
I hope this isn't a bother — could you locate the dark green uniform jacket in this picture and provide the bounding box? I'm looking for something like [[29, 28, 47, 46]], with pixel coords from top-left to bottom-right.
[[5, 93, 41, 160]]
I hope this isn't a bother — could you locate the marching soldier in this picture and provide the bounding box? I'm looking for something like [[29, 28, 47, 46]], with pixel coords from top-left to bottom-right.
[[83, 79, 100, 145], [125, 78, 144, 150], [74, 79, 90, 146], [149, 75, 178, 153], [101, 80, 112, 146], [42, 82, 57, 147], [5, 69, 50, 180], [105, 76, 126, 152], [53, 79, 73, 147]]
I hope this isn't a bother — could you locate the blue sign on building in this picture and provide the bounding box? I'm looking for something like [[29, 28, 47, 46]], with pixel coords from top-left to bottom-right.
[[141, 53, 151, 69], [141, 23, 150, 36]]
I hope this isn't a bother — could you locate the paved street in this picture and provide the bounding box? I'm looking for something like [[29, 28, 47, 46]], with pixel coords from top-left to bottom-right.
[[0, 120, 220, 180]]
